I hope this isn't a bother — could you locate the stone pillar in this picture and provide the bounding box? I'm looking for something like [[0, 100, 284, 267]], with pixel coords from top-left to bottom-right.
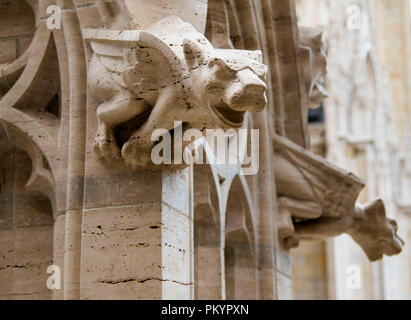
[[161, 168, 194, 299], [79, 165, 193, 299], [78, 0, 206, 299]]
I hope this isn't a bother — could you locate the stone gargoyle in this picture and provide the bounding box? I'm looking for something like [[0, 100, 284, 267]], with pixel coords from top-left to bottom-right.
[[299, 27, 328, 109], [84, 15, 267, 169], [274, 134, 404, 261]]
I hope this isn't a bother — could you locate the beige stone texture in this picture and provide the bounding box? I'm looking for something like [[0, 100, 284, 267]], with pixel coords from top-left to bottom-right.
[[80, 204, 163, 299], [0, 1, 35, 39], [276, 271, 293, 300], [0, 226, 53, 300], [120, 0, 208, 32], [80, 203, 193, 299], [0, 40, 17, 65], [52, 214, 65, 299]]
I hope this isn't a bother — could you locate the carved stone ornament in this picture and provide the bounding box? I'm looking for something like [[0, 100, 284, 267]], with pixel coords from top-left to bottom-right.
[[273, 134, 404, 261], [0, 22, 61, 216], [85, 15, 268, 169]]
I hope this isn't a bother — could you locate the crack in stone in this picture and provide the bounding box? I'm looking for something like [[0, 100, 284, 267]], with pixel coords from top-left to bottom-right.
[[0, 263, 33, 271], [8, 292, 42, 296], [97, 277, 192, 286]]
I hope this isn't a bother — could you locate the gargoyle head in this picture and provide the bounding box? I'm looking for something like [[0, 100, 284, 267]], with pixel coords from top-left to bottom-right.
[[349, 199, 404, 261], [299, 27, 328, 109], [183, 39, 268, 128]]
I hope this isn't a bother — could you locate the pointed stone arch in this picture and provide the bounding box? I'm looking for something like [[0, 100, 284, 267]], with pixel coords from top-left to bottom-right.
[[225, 174, 257, 299], [193, 164, 222, 299]]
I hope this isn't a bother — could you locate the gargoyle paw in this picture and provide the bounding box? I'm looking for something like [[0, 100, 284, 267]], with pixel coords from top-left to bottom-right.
[[122, 139, 152, 170], [94, 136, 121, 161]]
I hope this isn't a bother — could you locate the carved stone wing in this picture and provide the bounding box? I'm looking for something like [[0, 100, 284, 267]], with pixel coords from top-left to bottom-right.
[[84, 28, 177, 92]]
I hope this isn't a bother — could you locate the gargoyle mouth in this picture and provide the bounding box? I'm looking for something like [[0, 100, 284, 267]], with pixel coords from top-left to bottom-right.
[[210, 102, 246, 127]]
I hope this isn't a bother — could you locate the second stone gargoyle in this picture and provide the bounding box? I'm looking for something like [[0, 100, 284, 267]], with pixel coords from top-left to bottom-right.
[[274, 134, 404, 261], [299, 27, 328, 109], [85, 15, 267, 168]]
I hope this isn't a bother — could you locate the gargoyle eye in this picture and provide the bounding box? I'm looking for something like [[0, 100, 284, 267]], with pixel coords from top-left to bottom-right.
[[208, 58, 236, 79]]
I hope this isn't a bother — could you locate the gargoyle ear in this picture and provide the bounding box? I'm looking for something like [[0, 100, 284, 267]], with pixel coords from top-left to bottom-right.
[[183, 39, 205, 70], [316, 31, 328, 54]]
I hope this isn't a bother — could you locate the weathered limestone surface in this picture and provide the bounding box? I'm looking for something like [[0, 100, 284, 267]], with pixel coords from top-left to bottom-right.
[[80, 169, 193, 299], [0, 226, 53, 300], [119, 0, 208, 33]]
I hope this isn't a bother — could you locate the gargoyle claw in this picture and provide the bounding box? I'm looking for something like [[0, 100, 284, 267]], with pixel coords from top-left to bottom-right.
[[122, 140, 152, 170], [93, 137, 121, 161]]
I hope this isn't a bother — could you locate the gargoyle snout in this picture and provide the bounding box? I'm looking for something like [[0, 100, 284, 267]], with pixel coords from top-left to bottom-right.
[[227, 69, 267, 112]]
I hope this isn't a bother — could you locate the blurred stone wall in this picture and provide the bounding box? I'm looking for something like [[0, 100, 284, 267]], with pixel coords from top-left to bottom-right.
[[293, 0, 411, 300]]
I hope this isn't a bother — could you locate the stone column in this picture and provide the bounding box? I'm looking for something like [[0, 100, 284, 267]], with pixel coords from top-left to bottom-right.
[[78, 2, 206, 298], [79, 165, 193, 299]]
